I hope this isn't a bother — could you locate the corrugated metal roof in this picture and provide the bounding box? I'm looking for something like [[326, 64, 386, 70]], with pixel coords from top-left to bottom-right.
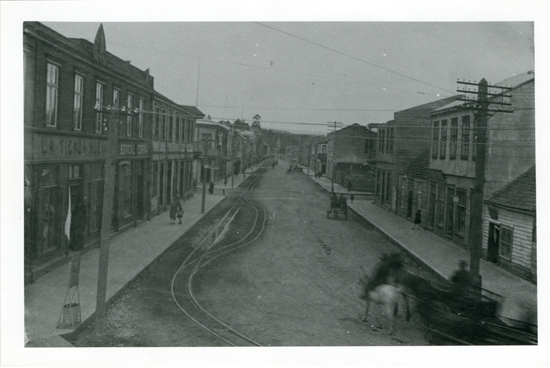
[[485, 165, 536, 214]]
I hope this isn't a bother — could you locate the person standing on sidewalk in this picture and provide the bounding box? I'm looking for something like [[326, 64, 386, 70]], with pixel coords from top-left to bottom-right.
[[169, 201, 178, 224], [347, 180, 352, 193], [209, 181, 214, 195], [176, 202, 184, 224], [412, 209, 422, 229]]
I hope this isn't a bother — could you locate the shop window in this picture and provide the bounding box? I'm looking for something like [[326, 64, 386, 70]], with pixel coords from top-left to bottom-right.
[[152, 163, 158, 197], [37, 165, 60, 256], [456, 189, 467, 235], [122, 164, 132, 217], [385, 172, 392, 203], [46, 63, 59, 127], [399, 179, 407, 209], [436, 186, 445, 227], [500, 226, 513, 261]]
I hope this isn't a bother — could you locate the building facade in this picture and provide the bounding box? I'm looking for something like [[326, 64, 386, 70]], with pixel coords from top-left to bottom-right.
[[150, 91, 203, 216], [425, 73, 535, 258], [24, 22, 154, 281], [327, 124, 377, 192], [193, 120, 230, 186], [484, 166, 536, 283], [373, 96, 458, 212]]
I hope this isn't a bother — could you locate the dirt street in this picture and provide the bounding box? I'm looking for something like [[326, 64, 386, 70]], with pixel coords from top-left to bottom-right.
[[66, 165, 437, 347]]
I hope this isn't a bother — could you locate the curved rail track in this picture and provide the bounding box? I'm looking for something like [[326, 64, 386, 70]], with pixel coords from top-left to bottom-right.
[[170, 167, 268, 346]]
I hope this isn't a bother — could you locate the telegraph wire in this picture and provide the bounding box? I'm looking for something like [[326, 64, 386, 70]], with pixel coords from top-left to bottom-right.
[[255, 22, 457, 96]]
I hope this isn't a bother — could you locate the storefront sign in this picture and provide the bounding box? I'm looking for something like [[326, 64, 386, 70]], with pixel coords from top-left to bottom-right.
[[120, 143, 135, 156], [37, 136, 107, 159]]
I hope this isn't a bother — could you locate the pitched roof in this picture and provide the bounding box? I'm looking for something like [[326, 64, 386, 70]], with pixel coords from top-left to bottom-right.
[[401, 148, 430, 179], [485, 166, 536, 214]]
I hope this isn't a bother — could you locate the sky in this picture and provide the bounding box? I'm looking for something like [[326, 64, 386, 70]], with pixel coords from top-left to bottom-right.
[[42, 21, 534, 135]]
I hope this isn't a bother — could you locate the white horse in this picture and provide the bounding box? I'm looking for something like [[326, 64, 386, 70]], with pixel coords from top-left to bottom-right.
[[358, 265, 401, 335]]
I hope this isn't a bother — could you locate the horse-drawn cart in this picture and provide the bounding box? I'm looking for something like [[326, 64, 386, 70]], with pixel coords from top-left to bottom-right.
[[414, 282, 537, 345], [327, 203, 348, 220]]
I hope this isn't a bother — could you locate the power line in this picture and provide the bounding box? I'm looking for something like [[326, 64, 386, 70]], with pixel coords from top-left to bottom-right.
[[255, 22, 457, 95], [109, 38, 449, 100]]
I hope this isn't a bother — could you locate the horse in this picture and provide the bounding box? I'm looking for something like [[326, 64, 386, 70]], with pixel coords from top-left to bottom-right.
[[358, 253, 404, 334]]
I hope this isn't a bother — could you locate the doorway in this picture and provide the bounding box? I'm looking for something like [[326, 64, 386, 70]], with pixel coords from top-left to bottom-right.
[[487, 222, 500, 263]]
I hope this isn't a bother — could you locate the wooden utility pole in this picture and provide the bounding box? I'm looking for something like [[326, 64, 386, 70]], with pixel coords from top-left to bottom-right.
[[94, 107, 119, 336], [201, 138, 209, 214], [457, 78, 513, 290], [327, 121, 342, 193]]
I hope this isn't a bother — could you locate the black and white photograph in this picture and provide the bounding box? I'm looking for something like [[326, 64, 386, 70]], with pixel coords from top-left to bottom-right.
[[1, 1, 548, 367]]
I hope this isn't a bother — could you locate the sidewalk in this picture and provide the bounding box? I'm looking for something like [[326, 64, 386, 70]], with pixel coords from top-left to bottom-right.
[[307, 171, 537, 324], [24, 166, 259, 347]]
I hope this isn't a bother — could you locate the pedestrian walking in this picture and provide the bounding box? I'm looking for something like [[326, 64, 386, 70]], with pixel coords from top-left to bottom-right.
[[169, 201, 178, 224], [209, 181, 214, 195], [177, 203, 184, 224], [350, 194, 355, 203], [224, 177, 228, 187], [347, 180, 352, 193], [412, 209, 422, 229]]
